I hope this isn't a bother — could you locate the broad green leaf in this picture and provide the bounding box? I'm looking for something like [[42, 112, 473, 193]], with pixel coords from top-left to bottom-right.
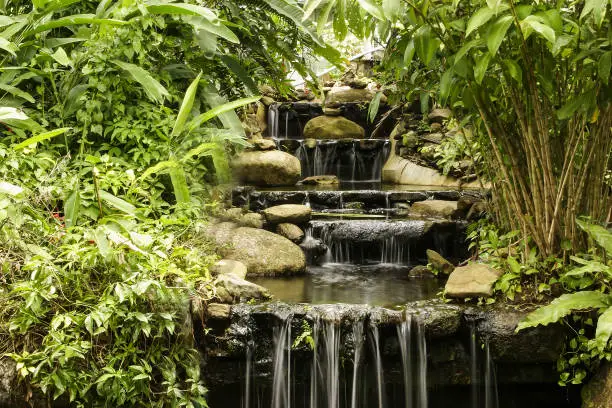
[[595, 307, 612, 352], [516, 291, 612, 331], [383, 0, 400, 20], [303, 0, 326, 20], [474, 53, 491, 84], [140, 160, 180, 181], [186, 16, 239, 44], [171, 72, 202, 138], [502, 59, 522, 83], [94, 227, 111, 259], [0, 107, 41, 130], [556, 90, 595, 120], [486, 14, 513, 56], [598, 51, 611, 85], [263, 0, 324, 46], [146, 2, 217, 21], [0, 83, 35, 103], [403, 39, 415, 67], [317, 0, 336, 34], [24, 14, 127, 37], [333, 0, 348, 41], [169, 166, 190, 204], [439, 69, 453, 106], [414, 25, 441, 66], [194, 27, 217, 55], [50, 47, 71, 66], [64, 186, 80, 228], [564, 259, 612, 278], [0, 37, 17, 56], [13, 127, 70, 150], [180, 143, 217, 162], [63, 84, 89, 117], [99, 190, 136, 215], [521, 16, 555, 44], [368, 91, 383, 123], [466, 5, 508, 37], [188, 95, 261, 131], [454, 39, 484, 64], [0, 181, 23, 196], [577, 219, 612, 253], [356, 0, 385, 20], [580, 0, 607, 26], [219, 55, 257, 94], [111, 60, 169, 104]]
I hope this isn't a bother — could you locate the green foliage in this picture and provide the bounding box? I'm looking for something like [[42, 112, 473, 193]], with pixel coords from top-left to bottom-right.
[[292, 320, 315, 350]]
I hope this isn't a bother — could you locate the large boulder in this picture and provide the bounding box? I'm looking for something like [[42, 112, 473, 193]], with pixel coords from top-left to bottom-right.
[[209, 224, 306, 276], [325, 85, 385, 105], [211, 259, 248, 280], [276, 223, 304, 243], [233, 150, 301, 186], [582, 362, 612, 408], [445, 263, 502, 298], [214, 275, 271, 303], [302, 116, 365, 140], [426, 249, 454, 274], [0, 358, 15, 407], [411, 200, 460, 218], [262, 204, 311, 225]]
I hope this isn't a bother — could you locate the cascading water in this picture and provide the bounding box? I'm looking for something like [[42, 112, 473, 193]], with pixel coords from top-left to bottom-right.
[[370, 325, 386, 408], [350, 321, 364, 408], [397, 316, 428, 408], [244, 343, 253, 408], [268, 103, 279, 139], [310, 318, 341, 408], [469, 320, 499, 408], [271, 315, 293, 408]]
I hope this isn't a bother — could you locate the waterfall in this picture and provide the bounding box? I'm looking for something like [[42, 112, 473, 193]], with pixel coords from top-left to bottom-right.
[[381, 236, 409, 265], [284, 110, 289, 139], [271, 315, 292, 408], [484, 342, 499, 408], [321, 320, 340, 408], [304, 191, 311, 208], [244, 343, 252, 408], [397, 316, 428, 408], [469, 320, 499, 408], [470, 321, 479, 408], [268, 103, 279, 139], [350, 321, 364, 408], [370, 325, 386, 408]]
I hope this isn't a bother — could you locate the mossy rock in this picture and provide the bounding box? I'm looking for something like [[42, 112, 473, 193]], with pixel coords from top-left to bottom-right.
[[303, 116, 365, 140]]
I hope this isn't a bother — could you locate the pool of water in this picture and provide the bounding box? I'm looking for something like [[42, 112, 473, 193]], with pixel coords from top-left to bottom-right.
[[250, 264, 441, 307]]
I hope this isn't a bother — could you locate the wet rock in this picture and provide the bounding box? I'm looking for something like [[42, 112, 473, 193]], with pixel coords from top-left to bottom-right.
[[407, 299, 463, 338], [209, 225, 306, 276], [215, 275, 271, 303], [426, 249, 454, 275], [467, 201, 488, 221], [411, 200, 460, 219], [252, 138, 277, 151], [298, 175, 339, 186], [240, 212, 265, 229], [428, 108, 452, 124], [582, 362, 612, 408], [302, 115, 365, 140], [420, 132, 446, 144], [262, 204, 312, 225], [325, 86, 385, 106], [430, 122, 443, 131], [403, 131, 420, 149], [276, 223, 304, 243], [408, 265, 435, 278], [457, 195, 481, 213], [261, 96, 275, 106], [323, 107, 342, 116], [211, 259, 248, 280], [310, 219, 428, 242], [233, 150, 301, 186], [207, 303, 231, 320], [343, 201, 364, 210], [0, 358, 15, 407], [445, 264, 502, 298], [348, 77, 369, 89]]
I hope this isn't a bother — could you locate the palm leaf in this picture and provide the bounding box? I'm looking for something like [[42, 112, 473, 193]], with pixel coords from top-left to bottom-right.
[[13, 127, 70, 150], [111, 60, 169, 104], [171, 72, 202, 138]]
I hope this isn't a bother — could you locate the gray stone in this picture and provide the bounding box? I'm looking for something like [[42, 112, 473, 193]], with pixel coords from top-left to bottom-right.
[[303, 115, 365, 140], [207, 303, 231, 320], [430, 122, 443, 131], [323, 107, 342, 116], [233, 150, 301, 186], [0, 358, 15, 407], [215, 275, 271, 302], [403, 131, 420, 149], [299, 175, 340, 186], [582, 362, 612, 408], [261, 96, 275, 106], [426, 250, 454, 275], [408, 265, 436, 278], [240, 212, 265, 229], [428, 108, 452, 124], [325, 86, 386, 105], [411, 200, 460, 218], [466, 201, 488, 220], [420, 132, 445, 144], [262, 204, 312, 225], [348, 77, 368, 89], [211, 259, 248, 280], [252, 138, 277, 151], [276, 223, 304, 243], [445, 263, 502, 298]]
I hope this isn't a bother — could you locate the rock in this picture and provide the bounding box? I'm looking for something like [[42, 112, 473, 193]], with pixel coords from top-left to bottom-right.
[[457, 195, 481, 213], [261, 96, 275, 106], [207, 303, 231, 320], [211, 259, 248, 280], [259, 84, 277, 97], [420, 132, 446, 144], [276, 223, 304, 243], [212, 227, 306, 276], [427, 250, 454, 275], [323, 107, 342, 116], [582, 362, 612, 408], [220, 207, 243, 222], [299, 175, 339, 186], [430, 122, 443, 131], [344, 202, 364, 210], [215, 275, 271, 302], [240, 212, 265, 229], [262, 204, 312, 225], [325, 86, 386, 106], [403, 131, 420, 149], [348, 77, 368, 89], [295, 89, 315, 101], [252, 138, 277, 151], [428, 108, 452, 124], [420, 142, 438, 162], [408, 265, 436, 278], [233, 150, 301, 186], [466, 201, 487, 221], [445, 263, 502, 298], [0, 358, 15, 407], [411, 200, 460, 218], [303, 116, 365, 140]]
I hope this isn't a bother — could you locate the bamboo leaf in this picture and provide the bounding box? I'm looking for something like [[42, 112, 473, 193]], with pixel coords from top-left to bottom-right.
[[595, 307, 612, 352], [502, 59, 522, 83], [439, 69, 453, 106], [486, 14, 513, 56], [63, 84, 89, 117], [414, 25, 441, 66], [188, 95, 261, 131], [169, 166, 190, 204], [454, 39, 484, 64], [577, 219, 612, 253], [356, 0, 385, 21], [556, 90, 595, 120], [140, 160, 180, 181], [171, 72, 202, 138], [64, 185, 80, 228], [263, 0, 324, 46], [13, 127, 70, 150], [317, 0, 336, 34], [50, 47, 71, 66], [333, 0, 348, 41], [111, 60, 169, 104], [474, 53, 491, 84], [24, 14, 127, 36], [185, 16, 239, 44], [521, 16, 555, 44], [99, 190, 136, 215], [146, 2, 217, 20], [598, 51, 611, 85], [368, 91, 383, 123], [0, 83, 35, 103], [516, 291, 612, 331], [383, 0, 400, 20], [303, 0, 326, 20], [0, 37, 17, 56], [466, 5, 508, 37], [403, 39, 415, 67]]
